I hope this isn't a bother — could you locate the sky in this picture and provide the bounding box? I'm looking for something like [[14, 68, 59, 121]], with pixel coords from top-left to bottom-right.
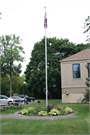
[[0, 0, 90, 75]]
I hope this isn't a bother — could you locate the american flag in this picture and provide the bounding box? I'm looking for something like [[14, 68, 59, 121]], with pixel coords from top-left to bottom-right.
[[44, 12, 47, 28]]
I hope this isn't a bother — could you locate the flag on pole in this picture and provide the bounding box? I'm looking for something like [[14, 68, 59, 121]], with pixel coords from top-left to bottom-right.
[[44, 12, 47, 28]]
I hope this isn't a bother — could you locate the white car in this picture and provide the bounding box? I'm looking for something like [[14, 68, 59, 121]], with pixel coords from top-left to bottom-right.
[[8, 96, 22, 103], [0, 95, 10, 105]]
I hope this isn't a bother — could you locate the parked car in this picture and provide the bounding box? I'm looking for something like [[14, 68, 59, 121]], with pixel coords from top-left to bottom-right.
[[18, 95, 35, 102], [8, 96, 22, 104], [17, 95, 26, 103], [0, 95, 10, 105]]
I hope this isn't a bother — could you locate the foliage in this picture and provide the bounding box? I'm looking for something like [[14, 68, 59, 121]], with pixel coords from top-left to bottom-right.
[[75, 43, 89, 52], [60, 109, 69, 115], [0, 34, 25, 96], [47, 104, 55, 112], [83, 89, 90, 102], [27, 107, 35, 111], [1, 73, 24, 96], [12, 75, 27, 95], [25, 37, 89, 99], [20, 107, 37, 116], [86, 77, 90, 87], [48, 106, 73, 116], [65, 107, 73, 113], [20, 104, 73, 116], [53, 105, 63, 111], [1, 73, 10, 96], [49, 109, 60, 116], [12, 76, 22, 94], [20, 109, 28, 115], [20, 74, 26, 83], [27, 107, 37, 116], [38, 111, 47, 116], [83, 16, 90, 42], [83, 64, 90, 102]]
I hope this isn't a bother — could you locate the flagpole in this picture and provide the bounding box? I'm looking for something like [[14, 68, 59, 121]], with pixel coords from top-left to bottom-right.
[[44, 7, 48, 108]]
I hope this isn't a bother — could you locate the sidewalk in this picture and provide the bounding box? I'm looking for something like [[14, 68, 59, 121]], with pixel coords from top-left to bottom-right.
[[0, 111, 79, 120]]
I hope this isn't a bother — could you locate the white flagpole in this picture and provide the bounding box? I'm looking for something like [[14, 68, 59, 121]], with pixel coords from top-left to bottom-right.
[[44, 7, 48, 108]]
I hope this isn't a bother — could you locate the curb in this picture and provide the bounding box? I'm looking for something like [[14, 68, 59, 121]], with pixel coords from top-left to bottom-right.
[[0, 111, 79, 120]]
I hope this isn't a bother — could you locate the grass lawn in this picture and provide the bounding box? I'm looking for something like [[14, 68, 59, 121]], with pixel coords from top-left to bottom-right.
[[0, 99, 90, 134]]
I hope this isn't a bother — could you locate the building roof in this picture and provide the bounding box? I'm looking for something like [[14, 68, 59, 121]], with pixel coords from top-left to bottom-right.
[[61, 49, 90, 61]]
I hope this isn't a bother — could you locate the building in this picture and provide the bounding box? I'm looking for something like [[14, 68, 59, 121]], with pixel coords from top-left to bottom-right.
[[60, 49, 90, 103]]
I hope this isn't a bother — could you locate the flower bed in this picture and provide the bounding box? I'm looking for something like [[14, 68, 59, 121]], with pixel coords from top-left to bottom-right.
[[20, 105, 74, 116]]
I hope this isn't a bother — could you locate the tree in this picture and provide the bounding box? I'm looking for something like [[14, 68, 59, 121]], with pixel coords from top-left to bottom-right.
[[19, 75, 26, 95], [20, 74, 26, 83], [0, 34, 25, 96], [12, 75, 23, 94], [1, 73, 10, 96], [75, 43, 89, 52], [1, 73, 25, 96], [83, 16, 90, 42], [25, 37, 89, 99]]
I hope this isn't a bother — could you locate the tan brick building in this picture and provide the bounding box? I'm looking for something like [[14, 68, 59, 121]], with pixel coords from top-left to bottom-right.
[[60, 49, 90, 103]]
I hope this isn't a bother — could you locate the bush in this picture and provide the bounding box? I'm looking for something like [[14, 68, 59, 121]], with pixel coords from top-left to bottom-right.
[[49, 109, 60, 116], [38, 111, 47, 116], [27, 107, 37, 116], [28, 107, 35, 111], [83, 89, 90, 102], [60, 110, 69, 115], [20, 107, 37, 116], [20, 109, 28, 115], [65, 107, 73, 113], [53, 105, 63, 111], [47, 104, 55, 112], [20, 106, 73, 116]]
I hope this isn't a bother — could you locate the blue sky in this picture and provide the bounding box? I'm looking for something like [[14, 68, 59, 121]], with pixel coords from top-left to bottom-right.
[[0, 0, 90, 75]]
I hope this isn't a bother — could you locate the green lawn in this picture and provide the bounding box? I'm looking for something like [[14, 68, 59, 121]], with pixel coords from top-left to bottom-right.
[[0, 100, 90, 134]]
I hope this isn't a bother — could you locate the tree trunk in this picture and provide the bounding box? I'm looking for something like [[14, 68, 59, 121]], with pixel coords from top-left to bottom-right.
[[10, 73, 12, 96]]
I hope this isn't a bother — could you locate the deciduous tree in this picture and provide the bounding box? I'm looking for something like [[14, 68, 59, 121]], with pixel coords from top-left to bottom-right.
[[1, 73, 10, 96], [0, 34, 25, 96], [25, 37, 89, 99], [83, 16, 90, 42]]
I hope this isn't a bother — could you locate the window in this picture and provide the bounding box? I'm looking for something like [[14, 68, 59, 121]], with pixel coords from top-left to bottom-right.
[[73, 64, 80, 78], [1, 96, 7, 99], [87, 63, 90, 78]]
